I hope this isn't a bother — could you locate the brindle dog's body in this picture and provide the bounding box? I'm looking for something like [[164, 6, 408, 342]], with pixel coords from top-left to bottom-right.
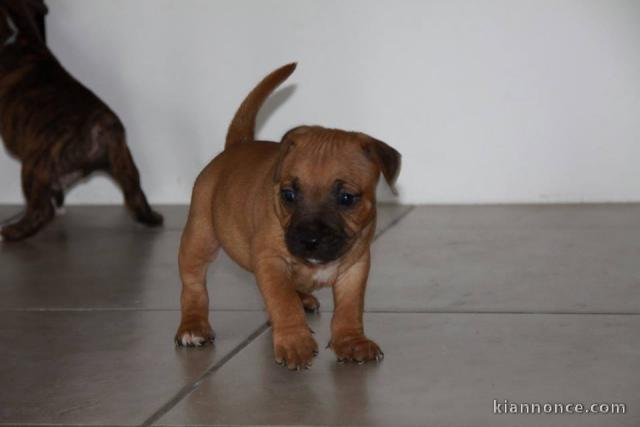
[[0, 0, 162, 241], [176, 63, 400, 370]]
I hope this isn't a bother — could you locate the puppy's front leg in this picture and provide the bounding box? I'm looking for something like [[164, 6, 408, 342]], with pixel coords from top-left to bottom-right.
[[330, 251, 383, 363], [175, 218, 218, 347], [255, 257, 318, 370]]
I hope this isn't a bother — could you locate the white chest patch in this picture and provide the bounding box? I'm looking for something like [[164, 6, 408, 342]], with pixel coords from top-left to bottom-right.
[[312, 263, 338, 285]]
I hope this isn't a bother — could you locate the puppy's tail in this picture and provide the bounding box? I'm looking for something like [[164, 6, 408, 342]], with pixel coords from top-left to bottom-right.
[[225, 62, 297, 148]]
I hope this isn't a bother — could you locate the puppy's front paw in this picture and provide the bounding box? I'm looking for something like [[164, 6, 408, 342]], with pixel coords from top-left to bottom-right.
[[175, 318, 215, 347], [273, 327, 319, 370], [330, 334, 383, 364]]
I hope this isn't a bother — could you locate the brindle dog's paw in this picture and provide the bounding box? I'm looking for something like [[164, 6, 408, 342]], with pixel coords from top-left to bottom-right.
[[274, 327, 319, 370], [137, 210, 164, 227], [1, 224, 26, 242], [175, 319, 215, 347], [298, 292, 320, 313], [330, 334, 384, 364]]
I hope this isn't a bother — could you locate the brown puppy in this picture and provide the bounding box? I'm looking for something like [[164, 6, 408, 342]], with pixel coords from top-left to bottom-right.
[[0, 0, 162, 241], [176, 63, 400, 370]]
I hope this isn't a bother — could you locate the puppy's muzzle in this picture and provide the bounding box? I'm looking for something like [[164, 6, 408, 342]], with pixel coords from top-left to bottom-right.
[[285, 219, 348, 265]]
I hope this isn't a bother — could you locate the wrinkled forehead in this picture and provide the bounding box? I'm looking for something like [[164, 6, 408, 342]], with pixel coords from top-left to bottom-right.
[[281, 140, 378, 191]]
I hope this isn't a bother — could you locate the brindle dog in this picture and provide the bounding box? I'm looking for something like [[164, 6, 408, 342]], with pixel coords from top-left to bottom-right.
[[0, 0, 162, 241]]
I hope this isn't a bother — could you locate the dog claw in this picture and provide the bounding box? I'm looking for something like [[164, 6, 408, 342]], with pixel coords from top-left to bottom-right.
[[175, 320, 215, 347], [176, 333, 214, 347], [176, 334, 211, 347]]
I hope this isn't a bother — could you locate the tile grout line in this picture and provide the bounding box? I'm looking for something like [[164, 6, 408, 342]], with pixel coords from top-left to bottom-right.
[[137, 206, 417, 426], [140, 322, 270, 427], [4, 307, 640, 316], [364, 309, 640, 315], [0, 423, 135, 427], [0, 307, 259, 312]]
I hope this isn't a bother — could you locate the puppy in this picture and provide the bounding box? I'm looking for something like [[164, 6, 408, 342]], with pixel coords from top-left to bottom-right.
[[176, 63, 400, 370], [0, 0, 162, 241]]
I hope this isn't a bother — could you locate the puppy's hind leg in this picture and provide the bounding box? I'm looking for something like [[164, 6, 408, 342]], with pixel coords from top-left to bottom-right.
[[1, 164, 55, 241], [105, 123, 163, 227], [297, 291, 320, 313], [176, 196, 219, 346]]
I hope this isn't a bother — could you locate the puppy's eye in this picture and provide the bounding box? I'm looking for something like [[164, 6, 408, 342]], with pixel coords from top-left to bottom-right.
[[338, 191, 358, 207], [281, 188, 296, 203]]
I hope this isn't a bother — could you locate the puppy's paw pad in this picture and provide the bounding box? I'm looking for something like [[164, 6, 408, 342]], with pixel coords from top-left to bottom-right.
[[330, 335, 383, 364]]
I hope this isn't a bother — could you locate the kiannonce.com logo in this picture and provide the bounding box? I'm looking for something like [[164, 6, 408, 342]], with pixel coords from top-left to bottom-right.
[[493, 399, 627, 415]]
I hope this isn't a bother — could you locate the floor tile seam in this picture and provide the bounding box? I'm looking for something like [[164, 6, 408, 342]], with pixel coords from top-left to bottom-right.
[[139, 323, 270, 427], [0, 424, 133, 427], [363, 309, 640, 315], [4, 308, 639, 316], [0, 308, 269, 313]]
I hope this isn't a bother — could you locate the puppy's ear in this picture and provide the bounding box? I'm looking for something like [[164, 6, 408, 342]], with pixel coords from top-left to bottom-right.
[[362, 137, 401, 194], [273, 126, 309, 183]]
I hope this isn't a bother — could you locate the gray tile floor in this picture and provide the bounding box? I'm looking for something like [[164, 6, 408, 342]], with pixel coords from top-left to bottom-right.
[[1, 204, 639, 426]]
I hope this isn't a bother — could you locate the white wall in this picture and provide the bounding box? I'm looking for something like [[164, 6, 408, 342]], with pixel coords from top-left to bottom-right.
[[1, 0, 639, 205]]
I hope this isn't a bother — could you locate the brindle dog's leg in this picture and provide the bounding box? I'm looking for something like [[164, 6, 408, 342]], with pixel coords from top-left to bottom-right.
[[329, 251, 383, 363], [1, 163, 55, 241], [105, 126, 162, 227], [52, 189, 65, 210]]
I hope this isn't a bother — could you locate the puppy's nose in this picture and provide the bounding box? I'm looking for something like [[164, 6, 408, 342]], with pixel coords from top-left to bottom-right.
[[299, 233, 320, 251]]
